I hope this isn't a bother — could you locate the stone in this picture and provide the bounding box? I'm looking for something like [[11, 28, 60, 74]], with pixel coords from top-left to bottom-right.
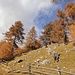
[[36, 50, 40, 52], [34, 59, 40, 63], [46, 47, 52, 55], [41, 60, 50, 65]]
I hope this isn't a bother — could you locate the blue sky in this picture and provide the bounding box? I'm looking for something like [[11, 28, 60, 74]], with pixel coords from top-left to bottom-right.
[[0, 0, 75, 40], [34, 0, 75, 36]]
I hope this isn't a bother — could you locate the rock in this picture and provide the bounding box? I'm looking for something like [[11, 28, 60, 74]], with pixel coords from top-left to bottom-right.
[[13, 59, 23, 65], [46, 48, 52, 55], [66, 50, 68, 52], [52, 51, 60, 62], [37, 59, 40, 62], [34, 60, 37, 63], [63, 66, 66, 69], [21, 65, 24, 68], [17, 59, 23, 63], [37, 64, 41, 67], [36, 50, 40, 52], [34, 59, 40, 63], [62, 43, 65, 46], [22, 53, 26, 55], [14, 70, 21, 73], [41, 60, 50, 65]]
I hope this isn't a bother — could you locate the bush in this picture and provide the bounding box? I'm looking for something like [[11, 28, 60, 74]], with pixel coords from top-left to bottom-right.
[[0, 41, 14, 61], [13, 48, 28, 57], [25, 39, 42, 50]]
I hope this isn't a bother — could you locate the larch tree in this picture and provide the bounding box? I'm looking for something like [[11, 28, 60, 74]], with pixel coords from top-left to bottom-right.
[[25, 26, 40, 50], [40, 22, 53, 47], [53, 20, 66, 44], [4, 21, 25, 50], [57, 2, 75, 26], [40, 20, 65, 47], [65, 2, 75, 20], [64, 2, 75, 41], [40, 2, 75, 46], [57, 2, 75, 42]]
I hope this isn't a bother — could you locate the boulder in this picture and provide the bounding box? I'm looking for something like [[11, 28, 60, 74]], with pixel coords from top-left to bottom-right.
[[41, 60, 50, 65]]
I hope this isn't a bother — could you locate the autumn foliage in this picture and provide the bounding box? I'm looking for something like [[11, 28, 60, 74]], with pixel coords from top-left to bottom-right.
[[13, 48, 28, 57], [4, 21, 25, 50], [65, 2, 75, 20], [40, 2, 75, 46], [0, 2, 75, 61], [0, 41, 14, 61], [40, 21, 66, 46], [25, 26, 41, 50]]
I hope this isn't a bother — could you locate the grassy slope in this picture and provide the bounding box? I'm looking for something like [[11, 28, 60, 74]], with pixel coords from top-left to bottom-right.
[[0, 42, 75, 75]]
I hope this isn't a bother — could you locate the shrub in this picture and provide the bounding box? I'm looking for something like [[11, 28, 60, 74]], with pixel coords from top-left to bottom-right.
[[13, 48, 28, 57], [0, 41, 14, 61]]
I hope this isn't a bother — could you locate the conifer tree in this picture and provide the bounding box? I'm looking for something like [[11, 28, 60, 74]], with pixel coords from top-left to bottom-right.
[[4, 21, 25, 49], [25, 26, 40, 50], [56, 2, 75, 43], [40, 21, 65, 46], [40, 23, 53, 47], [65, 2, 75, 20]]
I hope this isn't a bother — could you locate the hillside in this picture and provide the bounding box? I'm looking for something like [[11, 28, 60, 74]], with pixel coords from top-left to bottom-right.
[[0, 42, 75, 75]]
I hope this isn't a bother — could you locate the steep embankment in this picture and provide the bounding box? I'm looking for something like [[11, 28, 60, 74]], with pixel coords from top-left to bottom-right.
[[0, 42, 75, 75]]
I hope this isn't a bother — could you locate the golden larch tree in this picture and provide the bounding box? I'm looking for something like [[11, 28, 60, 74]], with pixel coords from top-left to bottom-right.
[[25, 26, 41, 50], [4, 21, 25, 50]]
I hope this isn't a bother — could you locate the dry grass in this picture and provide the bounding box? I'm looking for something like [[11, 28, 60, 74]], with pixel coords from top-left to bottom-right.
[[0, 42, 75, 75]]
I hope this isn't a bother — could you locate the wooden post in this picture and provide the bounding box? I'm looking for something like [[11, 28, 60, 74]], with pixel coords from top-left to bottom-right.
[[57, 67, 61, 75], [28, 64, 31, 75]]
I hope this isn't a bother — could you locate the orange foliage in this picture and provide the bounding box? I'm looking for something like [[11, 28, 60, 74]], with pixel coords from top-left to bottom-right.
[[0, 41, 14, 61], [65, 2, 75, 20], [4, 21, 25, 49], [34, 39, 42, 48], [0, 40, 6, 48], [57, 10, 65, 18], [56, 2, 75, 42], [68, 25, 75, 38], [41, 20, 65, 45], [25, 26, 41, 50], [13, 48, 28, 57]]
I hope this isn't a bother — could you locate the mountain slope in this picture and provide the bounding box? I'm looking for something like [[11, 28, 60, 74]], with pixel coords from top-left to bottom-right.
[[0, 42, 75, 75]]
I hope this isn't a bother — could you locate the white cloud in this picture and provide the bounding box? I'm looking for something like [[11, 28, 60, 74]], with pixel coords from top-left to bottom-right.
[[0, 0, 53, 40]]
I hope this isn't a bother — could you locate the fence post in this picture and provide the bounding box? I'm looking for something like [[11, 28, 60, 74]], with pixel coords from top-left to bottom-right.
[[57, 67, 61, 75], [28, 64, 31, 75]]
